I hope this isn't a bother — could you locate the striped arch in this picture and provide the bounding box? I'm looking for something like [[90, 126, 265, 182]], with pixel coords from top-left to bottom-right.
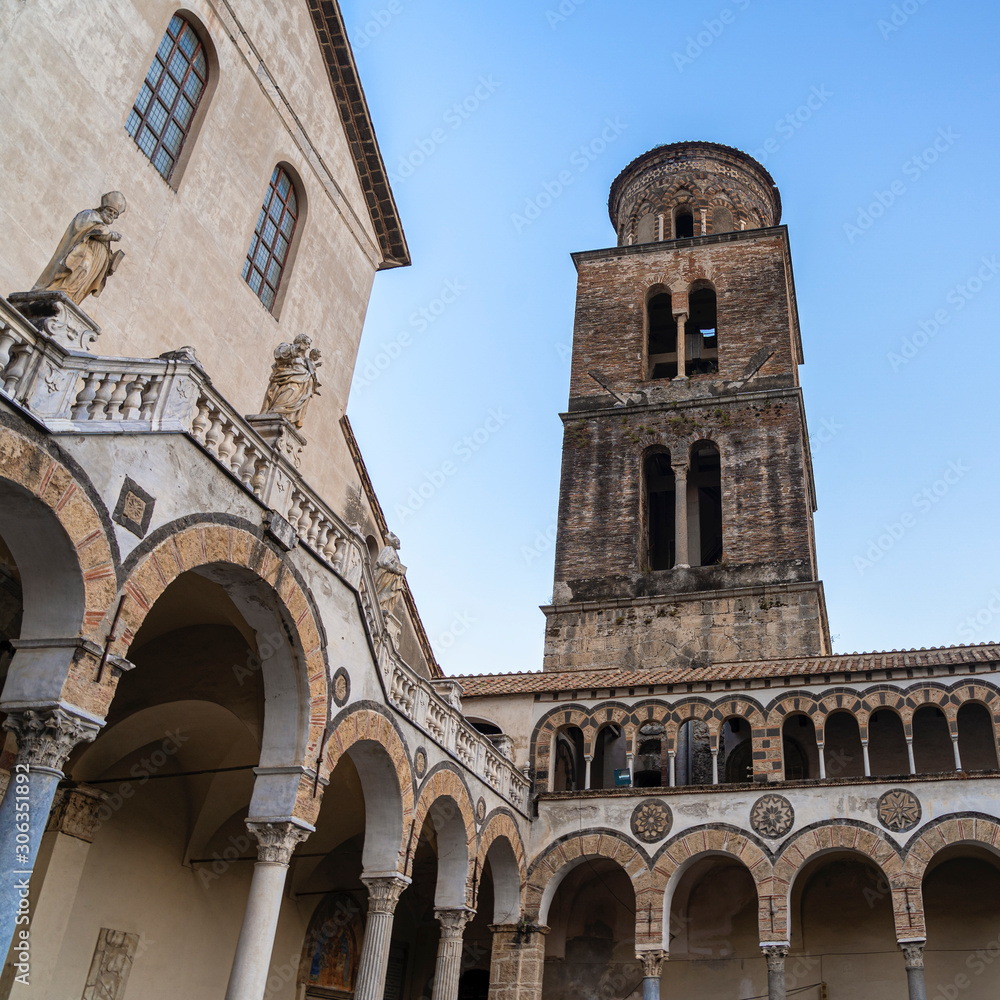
[[0, 422, 117, 644], [773, 823, 906, 941], [765, 690, 824, 729], [858, 686, 911, 736], [325, 706, 415, 869], [475, 810, 527, 921], [652, 825, 776, 946], [525, 830, 655, 944], [708, 695, 767, 751], [944, 679, 1000, 740], [407, 766, 477, 903], [667, 697, 721, 750], [531, 703, 591, 792], [116, 520, 330, 783]]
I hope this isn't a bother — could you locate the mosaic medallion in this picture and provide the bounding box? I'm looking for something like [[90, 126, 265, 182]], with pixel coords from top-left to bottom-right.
[[877, 788, 922, 832], [332, 668, 351, 707], [414, 747, 427, 779], [750, 794, 795, 839], [476, 797, 487, 824], [630, 800, 672, 843]]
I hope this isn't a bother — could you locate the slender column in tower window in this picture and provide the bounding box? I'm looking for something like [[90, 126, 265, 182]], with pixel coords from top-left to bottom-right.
[[243, 167, 299, 312], [644, 452, 675, 570], [125, 15, 208, 181]]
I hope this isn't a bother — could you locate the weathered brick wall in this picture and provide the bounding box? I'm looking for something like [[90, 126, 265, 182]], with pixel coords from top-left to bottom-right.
[[553, 390, 817, 602], [542, 583, 829, 670], [568, 232, 798, 401]]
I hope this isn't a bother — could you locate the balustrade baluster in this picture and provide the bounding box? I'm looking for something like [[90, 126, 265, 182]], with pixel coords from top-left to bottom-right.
[[89, 374, 116, 419]]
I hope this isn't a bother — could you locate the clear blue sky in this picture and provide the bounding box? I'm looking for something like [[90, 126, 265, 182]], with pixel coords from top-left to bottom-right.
[[341, 0, 1000, 676]]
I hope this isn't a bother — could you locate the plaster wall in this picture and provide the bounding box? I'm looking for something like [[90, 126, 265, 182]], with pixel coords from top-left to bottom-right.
[[0, 0, 385, 511]]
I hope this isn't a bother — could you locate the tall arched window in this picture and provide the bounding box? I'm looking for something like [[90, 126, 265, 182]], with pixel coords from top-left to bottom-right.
[[126, 14, 208, 182], [243, 166, 300, 312], [684, 287, 718, 375], [635, 212, 656, 244], [647, 292, 677, 379], [711, 207, 733, 233], [674, 208, 695, 238], [645, 451, 675, 570], [689, 443, 722, 566]]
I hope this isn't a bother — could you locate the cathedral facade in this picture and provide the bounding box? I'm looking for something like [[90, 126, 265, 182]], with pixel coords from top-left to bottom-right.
[[0, 4, 996, 1000]]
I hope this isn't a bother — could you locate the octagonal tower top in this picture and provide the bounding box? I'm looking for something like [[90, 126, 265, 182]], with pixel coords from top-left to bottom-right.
[[608, 140, 781, 246]]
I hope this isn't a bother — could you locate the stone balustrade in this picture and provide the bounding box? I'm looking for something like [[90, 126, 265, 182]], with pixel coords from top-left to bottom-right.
[[0, 293, 529, 813]]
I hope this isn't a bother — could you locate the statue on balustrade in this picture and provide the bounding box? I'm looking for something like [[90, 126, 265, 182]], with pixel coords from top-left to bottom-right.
[[261, 334, 322, 429], [373, 533, 407, 615], [33, 191, 127, 305]]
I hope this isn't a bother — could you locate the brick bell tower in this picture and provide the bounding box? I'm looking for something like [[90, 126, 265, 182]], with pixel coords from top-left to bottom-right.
[[544, 141, 831, 671]]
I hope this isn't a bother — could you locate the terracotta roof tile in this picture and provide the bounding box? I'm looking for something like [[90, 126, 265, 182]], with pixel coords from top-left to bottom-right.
[[454, 643, 1000, 697]]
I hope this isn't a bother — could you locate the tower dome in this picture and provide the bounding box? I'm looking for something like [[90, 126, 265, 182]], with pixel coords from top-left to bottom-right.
[[608, 140, 781, 246]]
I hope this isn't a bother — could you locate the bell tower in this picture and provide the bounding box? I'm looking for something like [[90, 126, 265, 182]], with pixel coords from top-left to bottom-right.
[[544, 141, 830, 671]]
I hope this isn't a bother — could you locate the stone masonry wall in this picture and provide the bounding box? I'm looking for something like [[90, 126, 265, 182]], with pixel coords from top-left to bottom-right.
[[542, 582, 829, 671]]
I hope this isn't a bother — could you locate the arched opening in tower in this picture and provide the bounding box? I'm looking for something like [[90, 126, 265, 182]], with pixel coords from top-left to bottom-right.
[[645, 451, 676, 570]]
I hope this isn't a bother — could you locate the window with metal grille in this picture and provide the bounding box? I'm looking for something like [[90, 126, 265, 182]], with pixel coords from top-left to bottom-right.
[[243, 167, 299, 313], [126, 15, 208, 181]]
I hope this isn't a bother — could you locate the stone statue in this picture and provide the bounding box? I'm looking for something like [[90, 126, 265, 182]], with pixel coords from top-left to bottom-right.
[[373, 533, 407, 615], [260, 334, 322, 429], [33, 191, 127, 305]]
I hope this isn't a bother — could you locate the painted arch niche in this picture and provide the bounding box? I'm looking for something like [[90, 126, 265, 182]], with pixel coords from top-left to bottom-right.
[[299, 892, 364, 997]]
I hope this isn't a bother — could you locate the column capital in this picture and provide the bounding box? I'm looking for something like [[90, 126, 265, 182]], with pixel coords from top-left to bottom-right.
[[635, 949, 667, 978], [47, 782, 109, 843], [435, 907, 475, 938], [760, 942, 790, 970], [361, 872, 411, 915], [2, 703, 102, 772], [245, 818, 312, 864], [899, 938, 926, 969]]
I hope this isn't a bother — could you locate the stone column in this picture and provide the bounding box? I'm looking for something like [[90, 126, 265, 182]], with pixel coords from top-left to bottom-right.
[[899, 939, 928, 1000], [8, 783, 107, 998], [673, 312, 688, 381], [817, 743, 827, 779], [761, 943, 789, 1000], [584, 755, 593, 790], [668, 750, 676, 787], [636, 949, 667, 1000], [432, 907, 475, 1000], [355, 872, 411, 1000], [861, 739, 872, 776], [951, 734, 963, 771], [673, 466, 689, 568], [0, 705, 100, 959], [626, 751, 635, 783], [657, 214, 664, 241], [711, 747, 719, 784], [224, 819, 312, 1000], [906, 737, 916, 775]]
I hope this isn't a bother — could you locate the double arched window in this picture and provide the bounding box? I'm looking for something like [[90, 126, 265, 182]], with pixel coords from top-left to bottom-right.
[[647, 285, 719, 379], [126, 15, 209, 182], [644, 443, 723, 570]]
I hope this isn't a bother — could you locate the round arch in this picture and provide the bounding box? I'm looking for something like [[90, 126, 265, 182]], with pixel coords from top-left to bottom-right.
[[475, 810, 526, 923], [113, 520, 329, 774]]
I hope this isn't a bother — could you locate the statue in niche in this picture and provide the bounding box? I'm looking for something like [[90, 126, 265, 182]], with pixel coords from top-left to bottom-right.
[[34, 191, 127, 305], [373, 533, 407, 615], [261, 333, 322, 429]]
